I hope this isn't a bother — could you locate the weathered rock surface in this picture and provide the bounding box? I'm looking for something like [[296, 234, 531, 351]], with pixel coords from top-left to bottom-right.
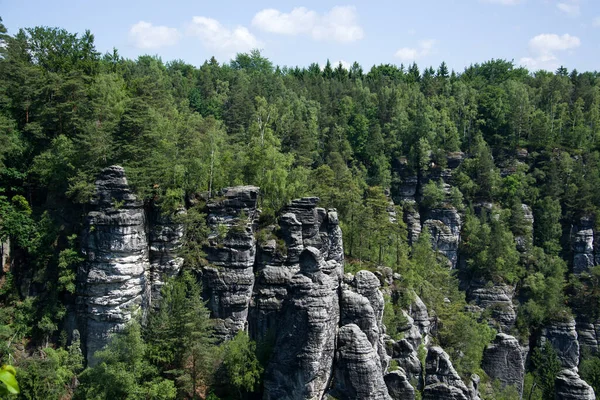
[[403, 202, 421, 246], [385, 369, 415, 400], [387, 338, 422, 387], [330, 324, 391, 400], [481, 333, 524, 396], [467, 282, 516, 332], [342, 270, 389, 371], [423, 347, 471, 400], [423, 208, 462, 268], [572, 216, 596, 274], [555, 368, 596, 400], [577, 318, 600, 355], [259, 198, 344, 400], [540, 319, 580, 370], [148, 207, 184, 304], [78, 165, 150, 364], [515, 204, 533, 252], [202, 186, 259, 339]]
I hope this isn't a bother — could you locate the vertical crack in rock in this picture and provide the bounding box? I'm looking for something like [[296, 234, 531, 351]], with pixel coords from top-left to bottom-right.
[[78, 165, 150, 364], [203, 186, 259, 340]]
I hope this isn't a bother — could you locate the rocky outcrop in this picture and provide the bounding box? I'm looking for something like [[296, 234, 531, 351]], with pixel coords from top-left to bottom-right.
[[403, 202, 421, 246], [385, 369, 415, 400], [555, 368, 596, 400], [148, 207, 184, 304], [387, 338, 422, 387], [202, 186, 259, 340], [423, 347, 472, 400], [481, 333, 524, 396], [342, 270, 389, 371], [467, 282, 516, 332], [571, 216, 595, 274], [577, 318, 600, 355], [78, 166, 150, 364], [540, 319, 580, 370], [330, 324, 391, 400], [423, 208, 462, 268], [259, 198, 344, 400], [515, 204, 533, 252]]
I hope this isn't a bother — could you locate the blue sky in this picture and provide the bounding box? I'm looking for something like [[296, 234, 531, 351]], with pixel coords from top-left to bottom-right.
[[1, 0, 599, 72]]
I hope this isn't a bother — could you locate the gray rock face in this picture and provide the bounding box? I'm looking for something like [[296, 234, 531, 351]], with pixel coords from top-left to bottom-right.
[[387, 338, 422, 387], [343, 270, 389, 370], [259, 198, 344, 400], [515, 204, 533, 252], [203, 186, 259, 340], [481, 333, 524, 396], [78, 166, 150, 364], [541, 319, 580, 370], [423, 208, 462, 268], [423, 347, 471, 400], [555, 368, 596, 400], [148, 207, 184, 305], [385, 369, 415, 400], [572, 216, 596, 274], [467, 282, 516, 332], [330, 324, 391, 400], [577, 318, 600, 355], [403, 202, 421, 246]]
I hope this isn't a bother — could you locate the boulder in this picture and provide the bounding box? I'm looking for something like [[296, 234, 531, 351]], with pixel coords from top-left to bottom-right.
[[555, 368, 596, 400]]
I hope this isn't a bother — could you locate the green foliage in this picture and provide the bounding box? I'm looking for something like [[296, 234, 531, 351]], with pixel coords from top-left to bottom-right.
[[529, 342, 562, 400], [76, 321, 177, 400], [421, 179, 446, 209], [580, 352, 600, 396], [145, 271, 216, 397], [17, 341, 83, 400], [461, 209, 522, 284], [0, 364, 19, 396], [220, 331, 263, 398]]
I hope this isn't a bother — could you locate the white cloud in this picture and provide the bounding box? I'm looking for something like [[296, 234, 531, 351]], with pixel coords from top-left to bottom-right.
[[252, 6, 364, 43], [482, 0, 521, 5], [529, 33, 580, 54], [332, 60, 352, 70], [394, 39, 436, 62], [129, 21, 180, 49], [519, 33, 580, 70], [593, 16, 600, 27], [187, 16, 261, 55], [557, 2, 580, 16]]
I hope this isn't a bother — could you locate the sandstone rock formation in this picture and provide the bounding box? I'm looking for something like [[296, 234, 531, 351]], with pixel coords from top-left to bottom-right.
[[330, 324, 391, 400], [555, 368, 596, 400], [481, 333, 524, 396], [423, 347, 472, 400], [384, 369, 415, 400], [467, 282, 516, 332], [148, 207, 184, 304], [257, 198, 345, 400], [423, 208, 462, 269], [202, 186, 259, 339], [540, 319, 580, 370], [78, 165, 150, 364], [572, 216, 596, 274]]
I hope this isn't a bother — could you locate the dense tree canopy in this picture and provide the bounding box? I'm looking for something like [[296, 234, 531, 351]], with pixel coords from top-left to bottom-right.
[[1, 18, 600, 399]]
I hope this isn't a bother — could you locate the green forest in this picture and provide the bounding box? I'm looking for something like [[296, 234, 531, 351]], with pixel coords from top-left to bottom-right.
[[1, 16, 600, 400]]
